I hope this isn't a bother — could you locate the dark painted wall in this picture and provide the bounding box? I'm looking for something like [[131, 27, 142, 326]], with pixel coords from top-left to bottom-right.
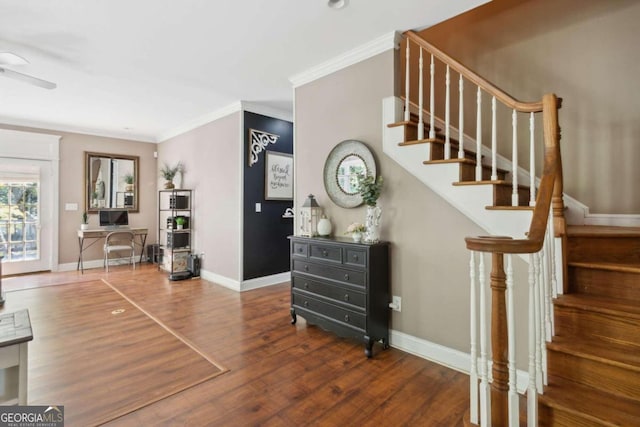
[[243, 112, 293, 280]]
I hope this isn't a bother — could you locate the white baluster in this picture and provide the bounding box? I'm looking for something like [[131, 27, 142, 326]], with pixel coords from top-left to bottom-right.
[[527, 254, 538, 426], [405, 40, 410, 122], [506, 254, 518, 427], [491, 96, 497, 181], [458, 74, 465, 159], [529, 113, 536, 206], [418, 48, 424, 141], [476, 87, 483, 181], [429, 54, 436, 140], [544, 219, 554, 341], [478, 253, 491, 426], [534, 252, 544, 393], [469, 251, 479, 424], [445, 65, 451, 159], [512, 110, 519, 206]]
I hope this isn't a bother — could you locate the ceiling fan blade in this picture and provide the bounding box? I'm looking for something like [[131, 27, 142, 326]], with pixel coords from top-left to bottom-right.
[[0, 52, 29, 66], [0, 67, 56, 89]]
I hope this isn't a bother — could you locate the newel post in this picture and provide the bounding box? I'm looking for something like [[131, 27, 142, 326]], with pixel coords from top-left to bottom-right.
[[490, 253, 509, 426]]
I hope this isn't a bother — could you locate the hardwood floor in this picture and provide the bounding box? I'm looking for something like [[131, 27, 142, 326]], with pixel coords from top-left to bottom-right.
[[2, 265, 469, 426]]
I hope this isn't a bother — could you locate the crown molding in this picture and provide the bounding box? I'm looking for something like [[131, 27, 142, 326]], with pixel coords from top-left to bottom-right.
[[156, 101, 243, 143], [0, 116, 155, 143], [289, 31, 401, 88], [240, 101, 293, 122]]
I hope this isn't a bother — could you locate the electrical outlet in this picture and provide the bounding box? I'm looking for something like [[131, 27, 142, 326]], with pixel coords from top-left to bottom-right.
[[392, 296, 402, 312]]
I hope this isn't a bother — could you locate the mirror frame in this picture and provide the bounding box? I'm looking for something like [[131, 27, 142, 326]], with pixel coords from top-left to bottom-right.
[[84, 151, 140, 214], [323, 140, 377, 208]]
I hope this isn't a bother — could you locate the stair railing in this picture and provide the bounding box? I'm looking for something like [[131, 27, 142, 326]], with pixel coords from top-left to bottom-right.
[[402, 31, 566, 426]]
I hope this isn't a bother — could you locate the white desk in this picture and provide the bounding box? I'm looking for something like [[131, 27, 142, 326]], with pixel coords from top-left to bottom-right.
[[77, 228, 148, 273]]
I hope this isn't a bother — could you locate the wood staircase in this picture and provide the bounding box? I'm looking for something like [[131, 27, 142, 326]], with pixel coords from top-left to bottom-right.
[[539, 225, 640, 426]]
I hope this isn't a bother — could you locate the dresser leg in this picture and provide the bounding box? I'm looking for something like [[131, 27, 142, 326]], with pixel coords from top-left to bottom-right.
[[290, 308, 297, 325], [364, 336, 373, 358]]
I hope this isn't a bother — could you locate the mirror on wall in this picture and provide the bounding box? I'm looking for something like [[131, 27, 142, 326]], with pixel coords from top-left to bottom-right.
[[323, 140, 377, 208], [85, 152, 139, 213]]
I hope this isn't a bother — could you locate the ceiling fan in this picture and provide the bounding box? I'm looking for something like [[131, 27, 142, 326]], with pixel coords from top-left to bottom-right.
[[0, 52, 57, 90]]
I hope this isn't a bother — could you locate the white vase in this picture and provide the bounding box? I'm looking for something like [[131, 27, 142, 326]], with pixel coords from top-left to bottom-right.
[[80, 223, 89, 230], [351, 231, 362, 242], [364, 205, 382, 243], [317, 216, 332, 236]]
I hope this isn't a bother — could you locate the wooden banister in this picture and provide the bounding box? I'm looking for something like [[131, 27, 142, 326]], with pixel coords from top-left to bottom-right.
[[405, 31, 543, 113]]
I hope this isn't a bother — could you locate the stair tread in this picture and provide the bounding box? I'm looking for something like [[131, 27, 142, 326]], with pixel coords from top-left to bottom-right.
[[424, 158, 475, 165], [485, 205, 534, 211], [568, 225, 640, 238], [555, 294, 640, 319], [387, 119, 441, 132], [549, 335, 640, 372], [569, 261, 640, 274], [398, 138, 442, 146], [452, 180, 529, 190], [540, 377, 640, 425]]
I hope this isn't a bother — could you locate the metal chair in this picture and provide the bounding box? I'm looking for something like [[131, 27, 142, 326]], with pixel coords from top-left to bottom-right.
[[103, 231, 136, 272]]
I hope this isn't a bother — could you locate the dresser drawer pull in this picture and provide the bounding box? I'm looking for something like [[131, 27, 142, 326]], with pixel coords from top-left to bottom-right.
[[303, 301, 309, 308], [344, 273, 349, 281], [322, 250, 328, 257], [304, 282, 309, 289], [353, 254, 359, 261], [304, 265, 309, 272], [298, 247, 304, 253], [344, 314, 350, 322], [344, 294, 349, 301]]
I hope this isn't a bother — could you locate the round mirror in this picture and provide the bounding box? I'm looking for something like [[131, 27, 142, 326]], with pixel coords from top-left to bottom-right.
[[323, 140, 377, 208], [337, 154, 367, 195]]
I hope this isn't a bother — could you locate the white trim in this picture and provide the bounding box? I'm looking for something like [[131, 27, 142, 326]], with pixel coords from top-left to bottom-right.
[[241, 102, 293, 123], [57, 256, 134, 272], [200, 269, 241, 291], [238, 110, 245, 284], [390, 329, 529, 394], [241, 271, 291, 292], [0, 116, 154, 143], [289, 31, 401, 88], [157, 101, 243, 143]]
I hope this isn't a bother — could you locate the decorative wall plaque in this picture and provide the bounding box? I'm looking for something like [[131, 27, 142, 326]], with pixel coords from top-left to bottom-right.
[[248, 129, 279, 167]]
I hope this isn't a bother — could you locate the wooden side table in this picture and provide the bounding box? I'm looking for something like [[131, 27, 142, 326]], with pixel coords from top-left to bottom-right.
[[0, 310, 33, 405]]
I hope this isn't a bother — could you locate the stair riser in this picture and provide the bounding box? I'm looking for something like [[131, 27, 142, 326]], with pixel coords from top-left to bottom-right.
[[538, 404, 606, 427], [568, 266, 640, 300], [494, 184, 529, 207], [568, 236, 640, 264], [548, 350, 640, 401], [430, 144, 476, 163], [554, 305, 640, 345]]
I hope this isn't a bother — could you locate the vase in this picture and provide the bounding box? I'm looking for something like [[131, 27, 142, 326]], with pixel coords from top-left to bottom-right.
[[164, 180, 174, 189], [317, 216, 332, 236], [364, 205, 382, 243], [351, 232, 362, 242]]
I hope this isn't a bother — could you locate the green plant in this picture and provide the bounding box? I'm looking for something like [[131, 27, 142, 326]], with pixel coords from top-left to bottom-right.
[[357, 174, 384, 206], [82, 211, 88, 224], [175, 217, 186, 226], [124, 173, 134, 184], [160, 162, 182, 181]]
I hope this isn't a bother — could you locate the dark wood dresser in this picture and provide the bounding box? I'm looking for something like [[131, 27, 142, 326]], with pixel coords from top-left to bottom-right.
[[289, 235, 390, 357]]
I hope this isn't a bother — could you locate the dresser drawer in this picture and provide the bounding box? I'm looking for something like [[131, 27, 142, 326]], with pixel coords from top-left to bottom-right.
[[292, 241, 308, 258], [309, 243, 341, 263], [293, 259, 366, 288], [344, 248, 367, 268], [292, 293, 365, 331], [292, 276, 366, 309]]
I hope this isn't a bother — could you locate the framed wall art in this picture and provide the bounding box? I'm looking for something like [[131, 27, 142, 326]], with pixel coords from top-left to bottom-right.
[[264, 151, 293, 200]]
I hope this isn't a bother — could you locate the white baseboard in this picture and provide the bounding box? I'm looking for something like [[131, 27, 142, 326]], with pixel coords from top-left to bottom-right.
[[390, 329, 528, 394], [200, 269, 291, 292], [241, 271, 290, 292], [58, 257, 136, 272]]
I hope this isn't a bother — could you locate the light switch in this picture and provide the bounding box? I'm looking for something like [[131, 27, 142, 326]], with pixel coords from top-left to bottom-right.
[[65, 203, 79, 211], [255, 203, 261, 213]]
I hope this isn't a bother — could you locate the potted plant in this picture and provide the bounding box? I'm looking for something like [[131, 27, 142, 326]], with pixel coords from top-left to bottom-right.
[[175, 216, 186, 230], [345, 222, 366, 242], [81, 211, 89, 230], [357, 174, 384, 243], [124, 173, 134, 192], [160, 162, 182, 189]]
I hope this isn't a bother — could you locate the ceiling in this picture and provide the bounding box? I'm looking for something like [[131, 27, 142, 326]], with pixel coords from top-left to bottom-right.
[[0, 0, 487, 143]]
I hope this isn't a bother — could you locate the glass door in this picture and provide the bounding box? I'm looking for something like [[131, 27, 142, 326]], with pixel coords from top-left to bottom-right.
[[0, 159, 52, 275]]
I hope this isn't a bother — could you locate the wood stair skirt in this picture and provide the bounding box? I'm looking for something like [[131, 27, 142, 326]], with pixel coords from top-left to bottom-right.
[[538, 225, 640, 426]]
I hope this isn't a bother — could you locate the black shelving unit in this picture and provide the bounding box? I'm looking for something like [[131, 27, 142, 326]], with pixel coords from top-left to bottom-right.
[[158, 189, 192, 279]]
